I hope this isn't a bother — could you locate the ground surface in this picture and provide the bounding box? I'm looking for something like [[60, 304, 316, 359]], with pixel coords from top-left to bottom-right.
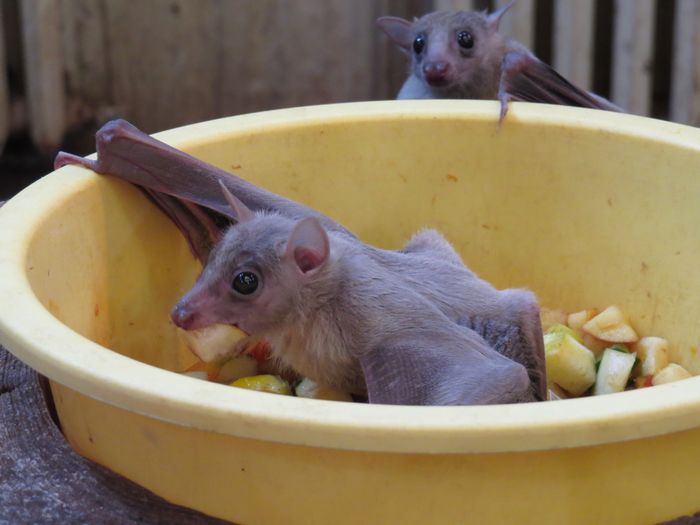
[[0, 345, 232, 525]]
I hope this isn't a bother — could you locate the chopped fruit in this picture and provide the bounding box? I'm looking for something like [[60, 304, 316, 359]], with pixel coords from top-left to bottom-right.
[[547, 383, 568, 400], [567, 309, 598, 332], [634, 375, 654, 388], [295, 378, 353, 401], [178, 323, 248, 362], [231, 375, 292, 395], [545, 323, 583, 344], [184, 355, 257, 383], [215, 356, 258, 383], [593, 347, 636, 395], [636, 337, 670, 377], [581, 333, 608, 355], [540, 307, 568, 332], [582, 306, 639, 343], [652, 364, 692, 386], [544, 332, 596, 396]]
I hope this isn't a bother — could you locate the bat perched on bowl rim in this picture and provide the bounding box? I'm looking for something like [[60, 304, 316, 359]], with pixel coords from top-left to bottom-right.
[[377, 1, 622, 121]]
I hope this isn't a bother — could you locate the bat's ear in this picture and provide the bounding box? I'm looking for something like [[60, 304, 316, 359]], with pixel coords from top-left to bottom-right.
[[218, 179, 254, 223], [285, 217, 330, 275], [376, 16, 414, 53], [487, 0, 515, 31]]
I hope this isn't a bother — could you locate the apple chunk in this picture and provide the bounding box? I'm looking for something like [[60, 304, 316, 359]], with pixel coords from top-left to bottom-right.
[[636, 336, 670, 377], [582, 306, 639, 343], [652, 363, 692, 385], [178, 323, 248, 363]]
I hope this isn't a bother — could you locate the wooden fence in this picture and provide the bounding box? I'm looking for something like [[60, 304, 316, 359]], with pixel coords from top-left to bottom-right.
[[0, 0, 698, 156]]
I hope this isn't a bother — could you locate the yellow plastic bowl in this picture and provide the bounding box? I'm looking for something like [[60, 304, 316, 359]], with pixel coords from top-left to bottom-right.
[[2, 101, 700, 525]]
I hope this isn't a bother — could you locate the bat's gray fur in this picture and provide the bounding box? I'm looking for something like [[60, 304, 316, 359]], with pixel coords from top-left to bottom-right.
[[377, 3, 621, 116], [172, 199, 545, 405]]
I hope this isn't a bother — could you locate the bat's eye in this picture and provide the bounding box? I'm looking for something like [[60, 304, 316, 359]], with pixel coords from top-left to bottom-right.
[[232, 271, 259, 295], [413, 34, 425, 54], [457, 31, 474, 49]]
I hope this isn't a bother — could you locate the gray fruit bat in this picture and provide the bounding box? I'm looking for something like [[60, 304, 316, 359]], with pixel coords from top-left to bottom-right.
[[55, 120, 546, 406], [377, 1, 622, 120]]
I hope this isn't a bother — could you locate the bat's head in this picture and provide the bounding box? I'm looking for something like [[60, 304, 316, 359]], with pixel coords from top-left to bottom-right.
[[171, 185, 330, 335], [377, 2, 514, 97]]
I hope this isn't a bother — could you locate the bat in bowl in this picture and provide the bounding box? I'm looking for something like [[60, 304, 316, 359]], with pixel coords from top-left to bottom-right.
[[55, 119, 546, 406]]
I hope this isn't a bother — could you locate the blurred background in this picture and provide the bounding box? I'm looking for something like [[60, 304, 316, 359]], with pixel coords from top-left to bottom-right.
[[0, 0, 697, 199]]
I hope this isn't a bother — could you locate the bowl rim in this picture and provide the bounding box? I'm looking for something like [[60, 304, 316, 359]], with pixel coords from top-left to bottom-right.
[[2, 99, 700, 454]]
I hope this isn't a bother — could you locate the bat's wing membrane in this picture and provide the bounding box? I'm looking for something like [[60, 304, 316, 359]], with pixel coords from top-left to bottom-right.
[[54, 120, 239, 263], [459, 315, 547, 402], [360, 325, 535, 406], [498, 51, 623, 121], [54, 119, 355, 263]]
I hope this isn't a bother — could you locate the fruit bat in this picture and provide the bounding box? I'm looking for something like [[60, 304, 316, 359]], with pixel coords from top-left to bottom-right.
[[377, 1, 622, 121], [54, 119, 546, 405]]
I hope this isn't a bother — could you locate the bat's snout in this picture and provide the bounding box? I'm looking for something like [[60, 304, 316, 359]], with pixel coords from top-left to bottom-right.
[[171, 302, 201, 330], [423, 61, 451, 86]]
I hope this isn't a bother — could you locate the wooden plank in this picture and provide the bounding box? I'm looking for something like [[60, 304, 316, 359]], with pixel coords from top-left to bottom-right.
[[61, 0, 111, 119], [97, 0, 217, 132], [212, 1, 379, 117], [611, 0, 655, 116], [433, 0, 477, 10], [0, 3, 10, 154], [495, 0, 535, 49], [67, 0, 392, 133], [20, 0, 67, 153], [552, 0, 595, 90], [671, 0, 700, 126]]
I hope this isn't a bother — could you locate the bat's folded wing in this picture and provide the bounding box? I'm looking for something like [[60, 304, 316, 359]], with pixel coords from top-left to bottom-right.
[[498, 51, 623, 121], [360, 326, 535, 406], [53, 119, 355, 263]]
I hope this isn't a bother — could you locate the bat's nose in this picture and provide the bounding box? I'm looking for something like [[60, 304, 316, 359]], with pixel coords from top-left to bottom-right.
[[423, 61, 451, 86], [171, 302, 198, 330]]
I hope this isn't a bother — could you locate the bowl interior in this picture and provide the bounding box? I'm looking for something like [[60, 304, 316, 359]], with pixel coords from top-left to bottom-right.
[[3, 101, 700, 452]]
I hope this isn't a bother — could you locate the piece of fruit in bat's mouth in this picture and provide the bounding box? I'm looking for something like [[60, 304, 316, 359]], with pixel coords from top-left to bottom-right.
[[177, 323, 249, 363]]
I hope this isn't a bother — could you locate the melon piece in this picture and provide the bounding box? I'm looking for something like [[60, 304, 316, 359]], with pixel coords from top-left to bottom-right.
[[544, 332, 596, 396], [545, 323, 583, 343], [593, 347, 636, 395]]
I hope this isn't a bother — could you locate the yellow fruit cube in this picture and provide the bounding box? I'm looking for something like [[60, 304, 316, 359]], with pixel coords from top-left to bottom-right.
[[231, 375, 292, 395], [544, 333, 596, 396]]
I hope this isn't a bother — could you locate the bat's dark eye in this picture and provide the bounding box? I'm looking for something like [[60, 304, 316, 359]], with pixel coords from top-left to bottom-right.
[[413, 34, 425, 54], [457, 31, 474, 49], [232, 271, 259, 295]]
